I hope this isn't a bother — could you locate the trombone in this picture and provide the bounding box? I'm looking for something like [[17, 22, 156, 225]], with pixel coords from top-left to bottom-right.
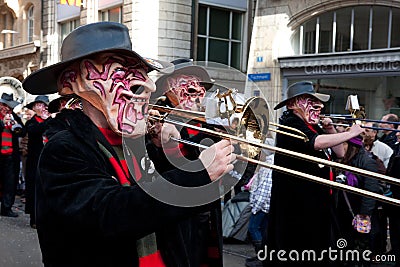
[[149, 104, 309, 142], [149, 97, 400, 206]]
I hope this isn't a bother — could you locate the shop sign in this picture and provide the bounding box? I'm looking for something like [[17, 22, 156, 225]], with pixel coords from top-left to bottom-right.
[[303, 62, 400, 75]]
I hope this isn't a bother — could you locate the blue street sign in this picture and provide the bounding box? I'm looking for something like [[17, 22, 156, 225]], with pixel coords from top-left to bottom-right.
[[248, 73, 271, 82], [256, 56, 263, 62]]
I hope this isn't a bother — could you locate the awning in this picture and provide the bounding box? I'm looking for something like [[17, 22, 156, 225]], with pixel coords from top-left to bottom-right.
[[279, 49, 400, 68]]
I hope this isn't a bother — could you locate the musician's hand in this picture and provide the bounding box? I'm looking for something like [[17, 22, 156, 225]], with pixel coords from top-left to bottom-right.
[[199, 139, 236, 181], [3, 114, 12, 125], [320, 118, 336, 133], [159, 123, 180, 149], [348, 123, 365, 137]]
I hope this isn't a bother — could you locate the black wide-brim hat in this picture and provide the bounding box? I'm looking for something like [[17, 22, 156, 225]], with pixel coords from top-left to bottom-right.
[[26, 95, 50, 109], [274, 81, 330, 110], [22, 22, 173, 95], [47, 96, 71, 113], [152, 63, 214, 101], [0, 93, 19, 109]]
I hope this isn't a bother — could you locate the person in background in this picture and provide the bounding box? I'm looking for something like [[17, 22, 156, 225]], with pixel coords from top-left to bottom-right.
[[245, 137, 274, 267], [266, 81, 364, 267], [386, 129, 400, 267], [335, 135, 382, 263], [379, 113, 399, 150], [361, 122, 393, 257], [24, 95, 50, 228], [18, 107, 35, 201], [0, 93, 25, 217], [22, 22, 235, 267], [363, 122, 393, 168]]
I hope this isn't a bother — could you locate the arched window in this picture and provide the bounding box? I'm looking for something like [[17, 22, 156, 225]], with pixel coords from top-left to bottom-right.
[[292, 5, 400, 55], [28, 6, 34, 42]]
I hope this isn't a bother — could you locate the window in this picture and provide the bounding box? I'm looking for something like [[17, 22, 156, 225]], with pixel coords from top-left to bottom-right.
[[303, 18, 317, 54], [1, 12, 14, 49], [371, 6, 390, 49], [100, 6, 122, 23], [335, 7, 351, 52], [60, 19, 80, 42], [28, 6, 34, 42], [292, 5, 400, 54], [197, 5, 243, 69], [353, 6, 369, 51], [319, 11, 333, 53]]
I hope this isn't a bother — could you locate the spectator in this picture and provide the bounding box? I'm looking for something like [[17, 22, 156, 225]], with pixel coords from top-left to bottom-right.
[[245, 137, 274, 267], [363, 122, 393, 168], [379, 113, 399, 150], [335, 135, 382, 261], [386, 129, 400, 267]]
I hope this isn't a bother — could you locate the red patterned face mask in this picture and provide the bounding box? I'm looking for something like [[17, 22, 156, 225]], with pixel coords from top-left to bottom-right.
[[287, 95, 324, 124], [167, 74, 206, 111]]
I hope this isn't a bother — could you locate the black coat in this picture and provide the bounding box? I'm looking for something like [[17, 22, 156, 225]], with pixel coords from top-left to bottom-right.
[[25, 115, 49, 215], [379, 131, 398, 150], [36, 109, 214, 267], [265, 111, 335, 267]]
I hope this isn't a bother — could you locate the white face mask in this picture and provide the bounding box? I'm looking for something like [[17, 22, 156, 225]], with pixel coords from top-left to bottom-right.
[[58, 53, 156, 138], [166, 74, 206, 111], [287, 95, 324, 124]]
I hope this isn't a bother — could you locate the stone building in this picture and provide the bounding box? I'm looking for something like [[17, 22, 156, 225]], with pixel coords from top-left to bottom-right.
[[2, 0, 399, 120], [0, 0, 41, 104], [248, 0, 400, 121]]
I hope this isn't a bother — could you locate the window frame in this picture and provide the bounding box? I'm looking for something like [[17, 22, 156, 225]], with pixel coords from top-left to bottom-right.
[[27, 5, 34, 43], [294, 5, 398, 55], [196, 4, 244, 70], [99, 6, 122, 23]]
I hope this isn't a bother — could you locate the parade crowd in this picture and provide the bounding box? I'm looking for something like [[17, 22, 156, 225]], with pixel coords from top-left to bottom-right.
[[0, 22, 399, 267]]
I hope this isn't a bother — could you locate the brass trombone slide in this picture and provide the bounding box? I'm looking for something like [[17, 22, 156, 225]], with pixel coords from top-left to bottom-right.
[[170, 136, 400, 207], [328, 122, 400, 133], [149, 104, 309, 142], [322, 115, 400, 126], [149, 114, 400, 206]]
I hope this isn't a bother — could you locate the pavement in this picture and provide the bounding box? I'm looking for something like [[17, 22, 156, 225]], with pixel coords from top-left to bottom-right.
[[0, 196, 254, 267]]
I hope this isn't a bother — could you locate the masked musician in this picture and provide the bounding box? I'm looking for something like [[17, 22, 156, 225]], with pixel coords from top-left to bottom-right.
[[265, 81, 365, 267], [150, 59, 227, 267], [0, 93, 25, 217], [22, 22, 236, 267], [24, 95, 51, 228]]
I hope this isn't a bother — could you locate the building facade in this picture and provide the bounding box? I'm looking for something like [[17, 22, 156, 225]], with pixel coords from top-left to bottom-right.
[[0, 0, 257, 103], [0, 0, 41, 103], [248, 0, 400, 121], [41, 0, 257, 95], [2, 0, 397, 122]]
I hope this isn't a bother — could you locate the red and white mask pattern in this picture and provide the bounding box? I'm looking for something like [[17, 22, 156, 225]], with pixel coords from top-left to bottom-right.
[[59, 53, 156, 138], [167, 74, 206, 111], [287, 95, 324, 125]]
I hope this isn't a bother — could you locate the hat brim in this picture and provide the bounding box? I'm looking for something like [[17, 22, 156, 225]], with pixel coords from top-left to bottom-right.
[[25, 100, 49, 110], [274, 92, 330, 110], [152, 65, 214, 101], [22, 49, 173, 95], [0, 99, 19, 109]]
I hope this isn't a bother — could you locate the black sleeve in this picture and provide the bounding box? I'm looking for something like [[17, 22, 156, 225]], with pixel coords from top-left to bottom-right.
[[38, 131, 212, 240]]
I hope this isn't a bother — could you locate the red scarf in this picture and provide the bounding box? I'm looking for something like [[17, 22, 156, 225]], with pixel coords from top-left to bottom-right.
[[97, 128, 165, 267], [1, 124, 12, 155]]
